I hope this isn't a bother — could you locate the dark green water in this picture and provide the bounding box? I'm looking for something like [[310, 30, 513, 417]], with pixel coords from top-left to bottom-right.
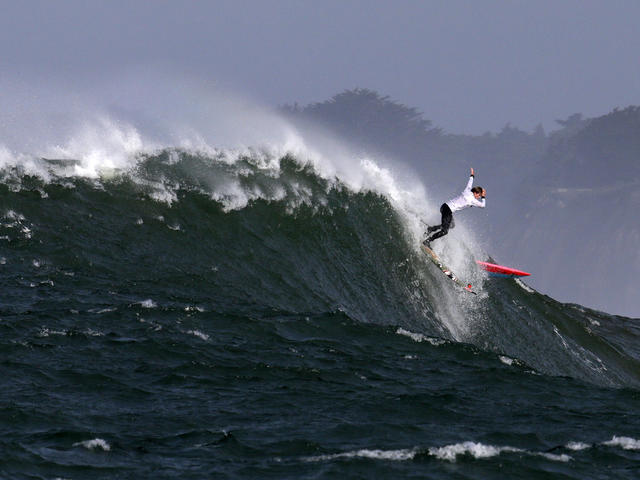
[[1, 152, 639, 479]]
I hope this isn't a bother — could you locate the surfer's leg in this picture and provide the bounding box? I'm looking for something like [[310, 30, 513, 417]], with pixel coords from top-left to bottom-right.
[[424, 204, 448, 234], [441, 204, 453, 229], [426, 229, 446, 243], [426, 205, 453, 244]]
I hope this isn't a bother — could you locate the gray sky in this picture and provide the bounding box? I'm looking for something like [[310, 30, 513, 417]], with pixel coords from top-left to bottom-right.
[[2, 0, 640, 134]]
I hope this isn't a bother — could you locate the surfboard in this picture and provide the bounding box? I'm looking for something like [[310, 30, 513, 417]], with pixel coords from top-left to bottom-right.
[[421, 244, 476, 295], [476, 260, 530, 278]]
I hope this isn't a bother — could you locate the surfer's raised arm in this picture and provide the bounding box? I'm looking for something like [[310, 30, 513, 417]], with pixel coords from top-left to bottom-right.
[[465, 168, 475, 191]]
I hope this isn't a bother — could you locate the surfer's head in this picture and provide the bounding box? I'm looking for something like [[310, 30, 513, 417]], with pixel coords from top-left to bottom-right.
[[471, 186, 483, 198]]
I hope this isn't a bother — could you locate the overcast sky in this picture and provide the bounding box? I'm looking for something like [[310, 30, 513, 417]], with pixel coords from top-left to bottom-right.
[[2, 0, 639, 134]]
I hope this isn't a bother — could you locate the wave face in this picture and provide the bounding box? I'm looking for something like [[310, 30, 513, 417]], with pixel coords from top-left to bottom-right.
[[1, 147, 640, 479]]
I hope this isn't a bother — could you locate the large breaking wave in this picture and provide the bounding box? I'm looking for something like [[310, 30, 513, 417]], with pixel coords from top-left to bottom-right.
[[1, 76, 638, 388]]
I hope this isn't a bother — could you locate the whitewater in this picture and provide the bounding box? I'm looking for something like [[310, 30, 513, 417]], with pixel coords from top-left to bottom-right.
[[1, 77, 639, 479]]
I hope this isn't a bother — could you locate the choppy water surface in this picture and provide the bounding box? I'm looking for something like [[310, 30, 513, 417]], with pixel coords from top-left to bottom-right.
[[1, 151, 639, 479]]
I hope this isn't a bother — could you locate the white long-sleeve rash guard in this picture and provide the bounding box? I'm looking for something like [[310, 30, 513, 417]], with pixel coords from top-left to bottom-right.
[[445, 175, 486, 213]]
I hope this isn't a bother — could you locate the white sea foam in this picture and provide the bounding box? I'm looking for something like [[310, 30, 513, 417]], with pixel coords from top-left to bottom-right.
[[2, 212, 35, 244], [499, 355, 515, 366], [187, 329, 210, 341], [537, 452, 571, 462], [46, 116, 150, 179], [37, 327, 104, 337], [564, 436, 640, 452], [566, 441, 592, 451], [37, 328, 67, 337], [0, 146, 52, 181], [139, 299, 157, 309], [305, 448, 419, 462], [429, 441, 573, 463], [84, 329, 105, 337], [603, 436, 640, 450], [91, 307, 117, 314], [73, 438, 111, 451], [305, 441, 573, 465], [4, 210, 24, 220], [428, 442, 521, 462], [396, 327, 447, 346], [184, 305, 206, 312], [515, 278, 534, 293]]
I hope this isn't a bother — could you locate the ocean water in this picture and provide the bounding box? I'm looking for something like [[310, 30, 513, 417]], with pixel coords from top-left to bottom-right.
[[1, 147, 639, 480]]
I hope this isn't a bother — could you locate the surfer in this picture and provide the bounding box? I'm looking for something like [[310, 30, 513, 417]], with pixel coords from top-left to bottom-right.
[[423, 168, 486, 247]]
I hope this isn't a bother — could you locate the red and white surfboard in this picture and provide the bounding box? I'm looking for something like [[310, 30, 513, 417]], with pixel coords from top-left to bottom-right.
[[476, 261, 531, 278]]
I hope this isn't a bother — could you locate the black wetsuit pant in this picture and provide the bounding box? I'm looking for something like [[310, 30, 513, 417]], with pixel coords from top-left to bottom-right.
[[426, 203, 454, 242]]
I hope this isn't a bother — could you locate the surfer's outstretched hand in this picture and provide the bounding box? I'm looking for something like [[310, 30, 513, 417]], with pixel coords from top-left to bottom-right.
[[470, 167, 474, 176]]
